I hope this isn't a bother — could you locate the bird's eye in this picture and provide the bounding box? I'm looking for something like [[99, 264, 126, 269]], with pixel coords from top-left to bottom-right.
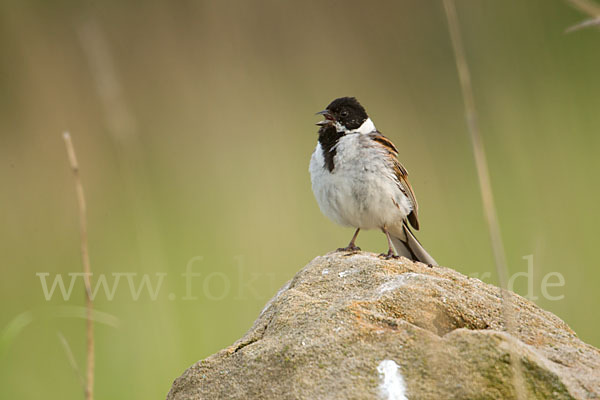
[[340, 111, 349, 117]]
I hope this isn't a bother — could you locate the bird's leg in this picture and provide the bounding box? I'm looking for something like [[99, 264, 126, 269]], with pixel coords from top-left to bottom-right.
[[337, 228, 361, 252], [379, 227, 399, 259]]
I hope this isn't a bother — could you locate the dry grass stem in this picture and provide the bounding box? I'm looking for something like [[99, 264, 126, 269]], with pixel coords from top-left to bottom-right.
[[566, 0, 600, 32], [77, 20, 167, 273], [442, 1, 525, 398], [567, 0, 600, 17], [63, 132, 94, 400], [442, 1, 509, 292], [565, 17, 600, 32]]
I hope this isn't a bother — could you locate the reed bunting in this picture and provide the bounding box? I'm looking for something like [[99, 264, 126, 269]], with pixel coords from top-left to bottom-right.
[[309, 97, 437, 266]]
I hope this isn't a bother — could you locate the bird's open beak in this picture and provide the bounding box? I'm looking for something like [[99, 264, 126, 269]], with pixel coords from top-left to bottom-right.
[[315, 110, 334, 126]]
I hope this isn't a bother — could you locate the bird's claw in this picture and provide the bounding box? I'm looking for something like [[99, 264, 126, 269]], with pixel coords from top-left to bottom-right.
[[337, 244, 361, 253], [379, 251, 399, 260]]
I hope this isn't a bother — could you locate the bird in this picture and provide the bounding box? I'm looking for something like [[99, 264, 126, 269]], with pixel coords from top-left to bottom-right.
[[309, 96, 438, 266]]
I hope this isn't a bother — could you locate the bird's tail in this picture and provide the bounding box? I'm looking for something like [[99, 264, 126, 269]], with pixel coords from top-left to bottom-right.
[[390, 223, 438, 266]]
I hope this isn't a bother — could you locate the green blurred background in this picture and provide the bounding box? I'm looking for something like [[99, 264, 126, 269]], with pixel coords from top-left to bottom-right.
[[1, 0, 599, 398]]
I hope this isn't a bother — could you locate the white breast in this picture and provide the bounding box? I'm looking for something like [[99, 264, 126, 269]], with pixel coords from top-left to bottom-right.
[[309, 134, 412, 230]]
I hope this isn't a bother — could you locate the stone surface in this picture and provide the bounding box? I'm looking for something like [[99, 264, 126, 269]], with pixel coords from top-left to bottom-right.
[[167, 252, 600, 399]]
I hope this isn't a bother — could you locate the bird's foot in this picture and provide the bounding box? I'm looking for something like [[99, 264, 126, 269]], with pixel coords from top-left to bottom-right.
[[379, 250, 399, 260], [337, 244, 361, 253]]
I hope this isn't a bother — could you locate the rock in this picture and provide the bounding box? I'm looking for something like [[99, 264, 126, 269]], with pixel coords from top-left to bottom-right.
[[167, 252, 600, 399]]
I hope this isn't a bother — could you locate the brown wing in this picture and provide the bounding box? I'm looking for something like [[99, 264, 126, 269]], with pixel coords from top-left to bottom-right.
[[369, 134, 420, 230]]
